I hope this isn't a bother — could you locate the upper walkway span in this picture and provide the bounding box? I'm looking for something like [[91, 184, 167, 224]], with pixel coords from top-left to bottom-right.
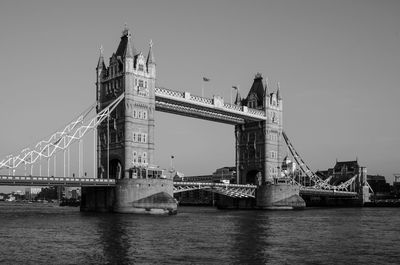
[[155, 87, 266, 124]]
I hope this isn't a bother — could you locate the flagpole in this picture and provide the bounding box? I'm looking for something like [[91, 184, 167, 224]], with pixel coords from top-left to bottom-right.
[[201, 82, 204, 97]]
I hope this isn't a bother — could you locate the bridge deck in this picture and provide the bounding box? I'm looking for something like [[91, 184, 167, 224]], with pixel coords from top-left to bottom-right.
[[0, 175, 358, 198], [0, 175, 116, 187], [300, 187, 357, 197]]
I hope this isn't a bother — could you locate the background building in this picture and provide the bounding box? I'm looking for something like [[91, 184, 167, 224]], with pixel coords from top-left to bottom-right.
[[25, 187, 42, 201]]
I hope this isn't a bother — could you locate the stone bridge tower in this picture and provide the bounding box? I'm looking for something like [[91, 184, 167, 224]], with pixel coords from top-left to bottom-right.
[[233, 73, 304, 209], [96, 26, 156, 179], [235, 73, 283, 185], [83, 26, 176, 214]]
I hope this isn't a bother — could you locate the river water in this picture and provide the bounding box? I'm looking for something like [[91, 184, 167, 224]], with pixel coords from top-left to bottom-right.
[[0, 202, 399, 264]]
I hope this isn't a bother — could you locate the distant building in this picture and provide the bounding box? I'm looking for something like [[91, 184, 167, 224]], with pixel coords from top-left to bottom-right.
[[25, 187, 42, 200], [6, 195, 15, 202], [393, 174, 400, 196], [212, 166, 236, 183], [367, 175, 391, 195], [14, 190, 25, 196], [331, 160, 361, 185], [64, 187, 81, 199], [313, 159, 368, 194], [172, 171, 186, 182]]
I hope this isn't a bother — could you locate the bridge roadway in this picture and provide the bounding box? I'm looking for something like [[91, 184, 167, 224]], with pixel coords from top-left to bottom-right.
[[0, 175, 116, 187], [0, 175, 357, 197]]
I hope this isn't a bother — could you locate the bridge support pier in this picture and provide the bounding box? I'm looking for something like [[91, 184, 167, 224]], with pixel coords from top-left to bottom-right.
[[80, 179, 177, 215], [113, 179, 177, 215], [256, 183, 305, 210]]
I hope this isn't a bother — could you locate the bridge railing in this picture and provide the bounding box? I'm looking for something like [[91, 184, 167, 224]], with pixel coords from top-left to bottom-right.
[[223, 103, 242, 112], [155, 87, 185, 99], [190, 94, 213, 105]]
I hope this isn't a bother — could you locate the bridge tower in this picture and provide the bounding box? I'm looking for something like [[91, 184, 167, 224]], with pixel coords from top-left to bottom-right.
[[235, 73, 305, 209], [96, 26, 155, 179], [81, 26, 177, 214], [235, 73, 282, 185]]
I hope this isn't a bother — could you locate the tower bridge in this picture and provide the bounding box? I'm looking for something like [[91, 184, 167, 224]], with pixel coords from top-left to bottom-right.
[[0, 26, 371, 213]]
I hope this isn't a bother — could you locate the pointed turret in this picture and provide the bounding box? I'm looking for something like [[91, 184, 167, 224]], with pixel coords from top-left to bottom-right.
[[123, 31, 134, 58], [146, 39, 155, 66], [264, 77, 270, 98], [97, 45, 105, 70], [276, 82, 281, 100], [243, 73, 264, 108], [234, 89, 242, 105], [146, 39, 156, 77], [115, 25, 136, 59]]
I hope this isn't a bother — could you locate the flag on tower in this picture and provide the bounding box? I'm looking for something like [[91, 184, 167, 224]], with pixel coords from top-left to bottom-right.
[[203, 77, 210, 82], [232, 86, 238, 90], [171, 155, 175, 159]]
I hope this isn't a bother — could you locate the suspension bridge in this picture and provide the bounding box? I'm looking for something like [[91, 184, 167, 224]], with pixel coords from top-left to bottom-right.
[[0, 87, 361, 197], [0, 26, 371, 212]]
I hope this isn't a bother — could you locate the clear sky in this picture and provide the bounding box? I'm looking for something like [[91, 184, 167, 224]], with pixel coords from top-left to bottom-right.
[[0, 0, 399, 192]]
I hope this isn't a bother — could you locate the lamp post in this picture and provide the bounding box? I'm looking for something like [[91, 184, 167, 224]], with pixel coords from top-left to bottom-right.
[[232, 85, 239, 104]]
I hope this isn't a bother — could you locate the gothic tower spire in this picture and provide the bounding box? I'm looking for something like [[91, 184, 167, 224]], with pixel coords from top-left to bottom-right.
[[146, 39, 156, 77], [276, 82, 281, 100], [146, 39, 155, 65], [97, 45, 105, 69]]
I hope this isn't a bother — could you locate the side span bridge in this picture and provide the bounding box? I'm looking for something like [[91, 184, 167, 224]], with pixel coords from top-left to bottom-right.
[[0, 175, 116, 187], [173, 182, 257, 198]]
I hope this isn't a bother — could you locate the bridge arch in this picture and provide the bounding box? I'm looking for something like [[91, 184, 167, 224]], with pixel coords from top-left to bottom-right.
[[109, 159, 123, 179], [246, 170, 262, 185]]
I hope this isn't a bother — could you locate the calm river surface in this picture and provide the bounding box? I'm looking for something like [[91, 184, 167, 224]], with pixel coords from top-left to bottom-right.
[[0, 202, 399, 264]]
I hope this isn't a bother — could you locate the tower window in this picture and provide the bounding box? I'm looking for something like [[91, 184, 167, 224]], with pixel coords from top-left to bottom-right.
[[133, 133, 136, 142], [138, 64, 144, 71], [139, 80, 144, 88], [142, 134, 146, 143], [143, 111, 147, 120], [138, 134, 142, 142]]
